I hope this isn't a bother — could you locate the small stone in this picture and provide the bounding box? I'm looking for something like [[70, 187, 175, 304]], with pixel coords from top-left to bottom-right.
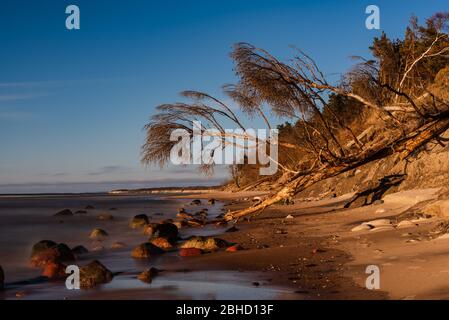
[[137, 267, 159, 283], [79, 260, 113, 288], [130, 214, 149, 229], [226, 244, 243, 252], [54, 209, 73, 217], [180, 236, 228, 251], [131, 243, 165, 259], [190, 199, 201, 206], [150, 237, 173, 250], [208, 199, 216, 205], [285, 214, 294, 219], [89, 228, 108, 239]]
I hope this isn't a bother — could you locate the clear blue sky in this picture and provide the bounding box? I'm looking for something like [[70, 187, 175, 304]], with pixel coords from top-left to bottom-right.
[[0, 0, 447, 193]]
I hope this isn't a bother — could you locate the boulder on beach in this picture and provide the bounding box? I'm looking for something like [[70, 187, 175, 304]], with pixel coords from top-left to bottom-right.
[[180, 236, 228, 251], [190, 199, 201, 206], [30, 242, 75, 267], [42, 262, 66, 279], [137, 267, 159, 283], [177, 212, 194, 220], [72, 245, 89, 255], [130, 214, 149, 229], [153, 223, 178, 240], [79, 260, 113, 288], [208, 199, 216, 205], [150, 237, 174, 250], [30, 240, 58, 257], [0, 265, 4, 290], [179, 248, 203, 257], [54, 209, 73, 217], [89, 228, 108, 239], [131, 243, 165, 259]]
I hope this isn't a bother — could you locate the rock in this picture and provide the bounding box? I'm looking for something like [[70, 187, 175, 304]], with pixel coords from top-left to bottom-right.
[[208, 199, 216, 205], [351, 224, 374, 232], [42, 262, 66, 279], [79, 260, 113, 288], [54, 209, 73, 217], [131, 243, 165, 259], [397, 220, 417, 229], [111, 242, 126, 249], [178, 208, 187, 214], [153, 223, 178, 240], [150, 237, 174, 250], [89, 228, 108, 239], [179, 248, 203, 257], [143, 223, 159, 236], [180, 236, 228, 251], [253, 196, 262, 202], [226, 244, 243, 252], [30, 243, 75, 267], [373, 200, 384, 205], [137, 267, 159, 283], [75, 210, 88, 214], [0, 266, 4, 290], [190, 199, 201, 206], [285, 214, 294, 219], [30, 240, 58, 257], [130, 214, 149, 229], [363, 219, 391, 227], [177, 212, 193, 219], [85, 205, 95, 210], [72, 245, 89, 255], [98, 214, 114, 221]]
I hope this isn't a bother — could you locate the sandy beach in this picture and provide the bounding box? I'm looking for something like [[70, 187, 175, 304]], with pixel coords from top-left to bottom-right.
[[3, 188, 449, 300]]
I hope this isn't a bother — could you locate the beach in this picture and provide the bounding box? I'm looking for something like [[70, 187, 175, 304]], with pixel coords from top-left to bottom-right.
[[2, 187, 449, 300]]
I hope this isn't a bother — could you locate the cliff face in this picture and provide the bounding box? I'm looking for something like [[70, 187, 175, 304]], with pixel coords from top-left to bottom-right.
[[296, 129, 449, 200]]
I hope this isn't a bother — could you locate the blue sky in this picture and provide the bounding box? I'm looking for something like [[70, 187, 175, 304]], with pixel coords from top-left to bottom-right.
[[0, 0, 447, 193]]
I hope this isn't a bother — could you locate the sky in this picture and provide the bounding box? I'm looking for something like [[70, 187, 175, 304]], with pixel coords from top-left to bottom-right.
[[0, 0, 447, 193]]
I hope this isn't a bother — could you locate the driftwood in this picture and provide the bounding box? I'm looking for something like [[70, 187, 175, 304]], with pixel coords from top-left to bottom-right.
[[225, 117, 449, 221]]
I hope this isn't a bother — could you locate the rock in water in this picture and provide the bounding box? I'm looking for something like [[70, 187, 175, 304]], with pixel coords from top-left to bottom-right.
[[137, 267, 159, 283], [130, 214, 149, 229], [190, 199, 201, 206], [153, 223, 178, 240], [54, 209, 73, 217], [0, 266, 4, 290], [30, 242, 75, 267], [42, 262, 66, 279], [208, 199, 216, 205], [72, 245, 89, 255], [89, 228, 108, 239], [131, 243, 165, 259], [30, 240, 58, 257], [79, 260, 113, 288], [143, 223, 158, 236], [179, 248, 203, 257], [180, 236, 228, 251], [150, 237, 174, 250]]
